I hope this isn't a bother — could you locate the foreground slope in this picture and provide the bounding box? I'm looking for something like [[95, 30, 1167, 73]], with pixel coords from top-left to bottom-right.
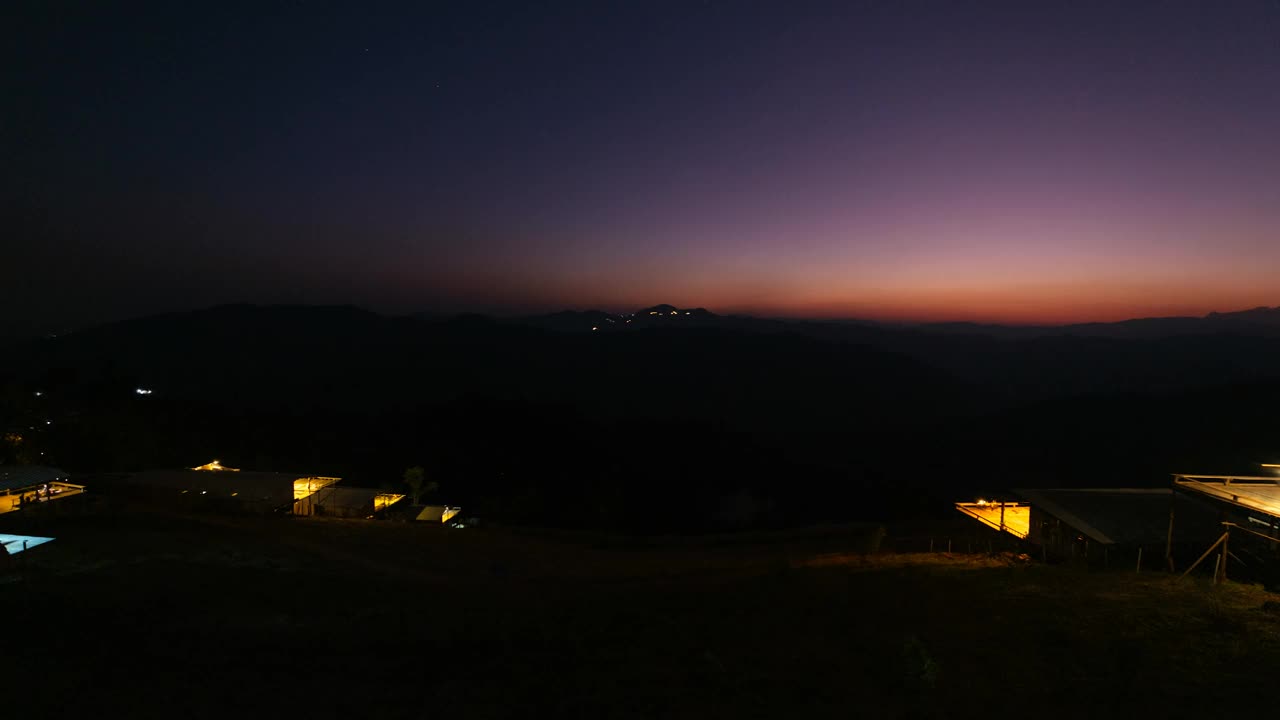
[[5, 503, 1280, 718]]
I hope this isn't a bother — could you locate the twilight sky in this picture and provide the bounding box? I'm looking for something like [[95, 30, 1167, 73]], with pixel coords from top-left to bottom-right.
[[5, 1, 1280, 336]]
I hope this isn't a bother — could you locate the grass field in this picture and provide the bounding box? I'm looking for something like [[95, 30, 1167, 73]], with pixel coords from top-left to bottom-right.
[[4, 499, 1280, 719]]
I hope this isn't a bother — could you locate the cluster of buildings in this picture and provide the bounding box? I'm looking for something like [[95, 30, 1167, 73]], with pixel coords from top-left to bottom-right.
[[104, 459, 462, 521], [0, 459, 462, 557]]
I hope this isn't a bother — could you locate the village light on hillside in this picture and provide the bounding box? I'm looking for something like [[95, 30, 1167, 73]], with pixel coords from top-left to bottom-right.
[[192, 459, 239, 472], [135, 388, 153, 395]]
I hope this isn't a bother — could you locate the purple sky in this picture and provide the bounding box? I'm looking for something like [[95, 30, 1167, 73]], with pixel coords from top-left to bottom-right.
[[6, 1, 1279, 335]]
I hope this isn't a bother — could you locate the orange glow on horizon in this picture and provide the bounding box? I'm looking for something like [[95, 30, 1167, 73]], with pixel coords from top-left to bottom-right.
[[404, 259, 1278, 326]]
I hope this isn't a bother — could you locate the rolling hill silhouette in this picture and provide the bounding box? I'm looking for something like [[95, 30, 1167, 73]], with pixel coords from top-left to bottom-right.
[[3, 303, 1278, 530]]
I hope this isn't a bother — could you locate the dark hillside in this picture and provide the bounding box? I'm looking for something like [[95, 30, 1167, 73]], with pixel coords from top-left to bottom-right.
[[3, 304, 1279, 531]]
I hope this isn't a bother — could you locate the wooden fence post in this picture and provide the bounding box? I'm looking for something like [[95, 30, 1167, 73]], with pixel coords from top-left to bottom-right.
[[1217, 528, 1230, 584]]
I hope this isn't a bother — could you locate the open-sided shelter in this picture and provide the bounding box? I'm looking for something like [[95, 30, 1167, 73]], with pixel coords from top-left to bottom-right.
[[1169, 470, 1280, 582], [1, 465, 86, 514], [298, 486, 405, 518]]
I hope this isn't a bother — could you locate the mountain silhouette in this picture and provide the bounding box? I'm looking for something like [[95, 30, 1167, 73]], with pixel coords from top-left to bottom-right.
[[3, 302, 1278, 531]]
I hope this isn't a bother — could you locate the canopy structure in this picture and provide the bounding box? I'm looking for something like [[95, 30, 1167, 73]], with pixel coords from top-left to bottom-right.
[[1, 465, 70, 493], [292, 476, 340, 500], [955, 501, 1030, 539], [296, 486, 404, 517], [416, 505, 462, 523], [1173, 474, 1280, 520], [1169, 470, 1280, 581], [1, 466, 85, 514]]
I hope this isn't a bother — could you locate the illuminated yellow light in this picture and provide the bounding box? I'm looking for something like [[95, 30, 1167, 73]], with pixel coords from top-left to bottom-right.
[[441, 506, 461, 523], [374, 493, 406, 511], [293, 476, 341, 500], [955, 502, 1031, 539], [192, 460, 239, 472]]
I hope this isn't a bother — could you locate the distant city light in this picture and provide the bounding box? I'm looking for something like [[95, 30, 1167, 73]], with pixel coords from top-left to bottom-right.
[[135, 388, 153, 395], [33, 391, 43, 397], [592, 326, 599, 331]]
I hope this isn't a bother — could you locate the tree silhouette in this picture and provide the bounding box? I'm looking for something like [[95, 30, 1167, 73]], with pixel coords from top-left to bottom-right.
[[403, 465, 438, 505]]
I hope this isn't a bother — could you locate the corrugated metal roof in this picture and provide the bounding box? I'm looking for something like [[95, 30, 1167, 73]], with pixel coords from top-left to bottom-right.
[[1174, 476, 1280, 520], [1015, 488, 1220, 546], [0, 465, 68, 492]]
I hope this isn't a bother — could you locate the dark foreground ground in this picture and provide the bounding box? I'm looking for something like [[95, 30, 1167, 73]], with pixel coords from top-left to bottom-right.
[[4, 500, 1280, 719]]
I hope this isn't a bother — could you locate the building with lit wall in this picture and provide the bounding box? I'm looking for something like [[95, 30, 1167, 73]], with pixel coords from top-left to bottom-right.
[[101, 461, 406, 518], [104, 461, 340, 514], [296, 485, 405, 518], [415, 505, 462, 523]]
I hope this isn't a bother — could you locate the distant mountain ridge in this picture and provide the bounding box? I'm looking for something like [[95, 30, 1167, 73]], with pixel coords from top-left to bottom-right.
[[915, 306, 1280, 340], [517, 303, 1280, 339], [4, 301, 1280, 510], [7, 302, 1280, 415]]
